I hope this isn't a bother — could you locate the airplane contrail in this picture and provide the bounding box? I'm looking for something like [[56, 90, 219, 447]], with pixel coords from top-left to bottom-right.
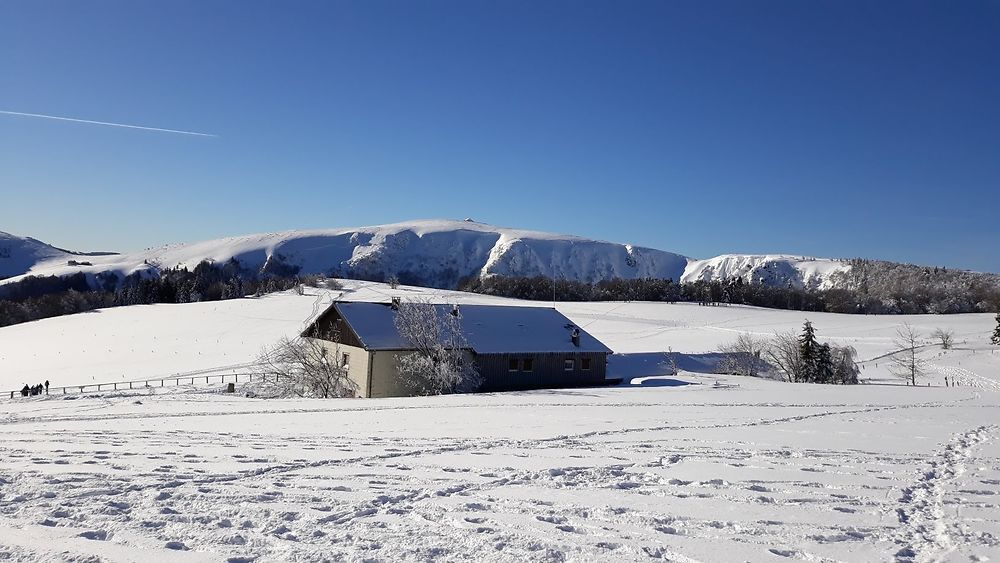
[[0, 110, 217, 137]]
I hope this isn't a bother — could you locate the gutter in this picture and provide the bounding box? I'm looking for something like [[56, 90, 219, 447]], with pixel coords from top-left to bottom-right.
[[367, 349, 374, 398]]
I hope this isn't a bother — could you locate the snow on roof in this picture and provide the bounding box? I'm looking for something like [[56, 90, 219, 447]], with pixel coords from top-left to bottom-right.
[[333, 301, 613, 354]]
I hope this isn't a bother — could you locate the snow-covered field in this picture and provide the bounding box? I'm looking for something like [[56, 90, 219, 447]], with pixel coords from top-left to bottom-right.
[[2, 281, 999, 561]]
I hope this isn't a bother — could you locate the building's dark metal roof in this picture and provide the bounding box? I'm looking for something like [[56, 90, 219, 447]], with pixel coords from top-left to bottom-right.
[[331, 301, 613, 354]]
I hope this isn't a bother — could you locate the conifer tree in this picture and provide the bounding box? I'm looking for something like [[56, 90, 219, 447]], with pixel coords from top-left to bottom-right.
[[992, 313, 1000, 346], [798, 321, 819, 382], [816, 343, 834, 384]]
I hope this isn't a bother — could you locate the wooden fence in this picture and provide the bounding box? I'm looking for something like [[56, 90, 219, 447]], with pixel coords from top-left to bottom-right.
[[5, 371, 278, 399]]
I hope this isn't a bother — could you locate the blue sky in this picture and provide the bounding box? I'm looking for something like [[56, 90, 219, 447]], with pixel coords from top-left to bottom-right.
[[2, 1, 998, 271]]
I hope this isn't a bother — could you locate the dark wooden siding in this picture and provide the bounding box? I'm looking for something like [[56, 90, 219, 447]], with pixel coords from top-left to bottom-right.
[[304, 305, 366, 349], [476, 352, 608, 392]]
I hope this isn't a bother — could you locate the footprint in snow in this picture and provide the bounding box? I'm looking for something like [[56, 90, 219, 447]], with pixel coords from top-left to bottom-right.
[[465, 517, 487, 524], [165, 541, 189, 551], [536, 515, 568, 525]]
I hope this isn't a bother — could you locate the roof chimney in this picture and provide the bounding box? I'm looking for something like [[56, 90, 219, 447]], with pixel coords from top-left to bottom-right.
[[391, 297, 401, 311], [571, 327, 580, 347]]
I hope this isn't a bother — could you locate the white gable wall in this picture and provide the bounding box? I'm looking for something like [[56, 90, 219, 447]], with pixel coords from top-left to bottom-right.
[[307, 338, 371, 398]]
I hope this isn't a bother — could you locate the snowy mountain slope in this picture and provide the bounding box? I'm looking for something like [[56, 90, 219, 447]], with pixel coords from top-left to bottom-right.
[[0, 220, 692, 288], [0, 231, 117, 281], [0, 231, 72, 280], [680, 254, 850, 289], [2, 220, 901, 291]]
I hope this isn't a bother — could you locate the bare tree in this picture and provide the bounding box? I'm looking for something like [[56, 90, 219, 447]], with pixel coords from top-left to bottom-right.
[[251, 333, 357, 398], [931, 327, 954, 350], [717, 333, 769, 377], [765, 331, 804, 383], [890, 323, 926, 386], [394, 298, 481, 395], [660, 347, 679, 375]]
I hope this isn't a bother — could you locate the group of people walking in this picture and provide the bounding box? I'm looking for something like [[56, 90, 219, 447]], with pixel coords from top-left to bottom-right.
[[14, 380, 49, 398]]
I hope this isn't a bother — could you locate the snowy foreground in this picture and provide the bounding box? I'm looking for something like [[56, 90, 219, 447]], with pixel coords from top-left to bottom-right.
[[2, 282, 1000, 562]]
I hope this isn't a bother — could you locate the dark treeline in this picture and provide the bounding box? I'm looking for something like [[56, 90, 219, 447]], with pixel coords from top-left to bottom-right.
[[458, 274, 1000, 315], [459, 276, 828, 311], [827, 258, 1000, 314], [0, 258, 328, 328]]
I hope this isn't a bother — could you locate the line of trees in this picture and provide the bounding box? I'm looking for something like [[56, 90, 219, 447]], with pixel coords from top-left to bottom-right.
[[717, 321, 860, 384], [459, 274, 1000, 315], [0, 259, 331, 328], [459, 276, 829, 311]]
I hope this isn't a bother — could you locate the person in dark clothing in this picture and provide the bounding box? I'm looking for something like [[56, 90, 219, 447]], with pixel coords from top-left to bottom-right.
[[44, 380, 49, 394]]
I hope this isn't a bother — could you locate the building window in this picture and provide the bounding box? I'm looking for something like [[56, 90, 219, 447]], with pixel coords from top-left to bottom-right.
[[523, 358, 533, 372], [564, 358, 575, 371], [341, 352, 350, 367], [581, 358, 591, 371], [509, 358, 519, 372]]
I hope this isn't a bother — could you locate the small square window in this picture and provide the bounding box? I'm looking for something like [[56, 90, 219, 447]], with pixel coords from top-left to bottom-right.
[[523, 358, 533, 372], [509, 358, 519, 372], [581, 358, 591, 371], [564, 358, 575, 371], [342, 353, 350, 366]]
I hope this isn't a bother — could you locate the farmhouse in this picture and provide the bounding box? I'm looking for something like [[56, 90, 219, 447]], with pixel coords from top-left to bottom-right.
[[302, 300, 613, 397]]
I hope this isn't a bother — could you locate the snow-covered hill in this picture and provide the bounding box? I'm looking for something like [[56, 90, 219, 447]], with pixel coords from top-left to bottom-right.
[[0, 231, 117, 281], [682, 254, 850, 290], [0, 220, 692, 288], [0, 220, 849, 289], [0, 231, 72, 279]]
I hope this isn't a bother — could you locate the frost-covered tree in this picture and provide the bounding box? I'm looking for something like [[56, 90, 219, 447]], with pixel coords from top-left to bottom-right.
[[717, 333, 769, 377], [931, 328, 954, 350], [251, 333, 357, 398], [992, 314, 1000, 345], [889, 323, 925, 386], [831, 345, 860, 385], [766, 331, 805, 383], [393, 298, 481, 395]]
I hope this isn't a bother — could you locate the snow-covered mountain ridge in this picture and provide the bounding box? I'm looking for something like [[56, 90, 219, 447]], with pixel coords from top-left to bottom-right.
[[1, 220, 850, 289]]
